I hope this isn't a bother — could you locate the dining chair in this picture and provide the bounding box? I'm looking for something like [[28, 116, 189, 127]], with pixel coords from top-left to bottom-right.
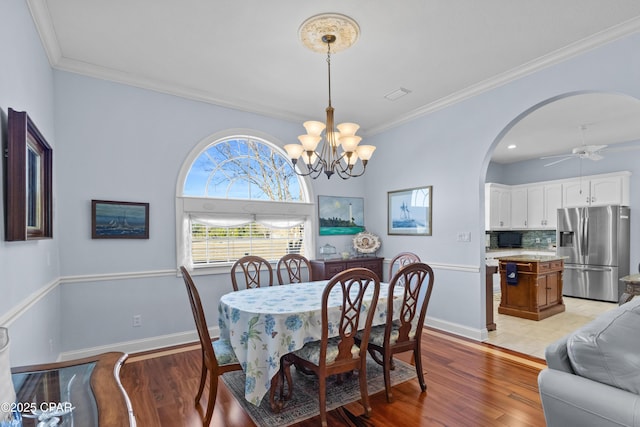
[[282, 267, 380, 427], [179, 266, 242, 426], [356, 262, 434, 403], [388, 251, 421, 280], [276, 254, 313, 285], [230, 255, 274, 291]]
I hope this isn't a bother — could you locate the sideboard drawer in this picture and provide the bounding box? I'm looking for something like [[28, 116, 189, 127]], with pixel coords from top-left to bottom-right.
[[310, 257, 383, 281]]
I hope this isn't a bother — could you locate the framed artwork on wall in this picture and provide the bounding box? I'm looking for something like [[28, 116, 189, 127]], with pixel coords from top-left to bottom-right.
[[91, 200, 149, 239], [318, 195, 365, 235], [388, 186, 432, 235], [4, 108, 53, 241]]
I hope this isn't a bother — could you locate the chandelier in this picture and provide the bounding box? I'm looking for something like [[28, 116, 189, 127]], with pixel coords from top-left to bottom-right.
[[284, 14, 375, 179]]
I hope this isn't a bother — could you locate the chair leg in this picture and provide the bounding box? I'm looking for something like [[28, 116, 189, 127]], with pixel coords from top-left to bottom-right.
[[383, 354, 394, 403], [203, 369, 217, 426], [414, 346, 427, 392], [195, 357, 207, 404], [318, 374, 328, 427], [359, 362, 372, 417]]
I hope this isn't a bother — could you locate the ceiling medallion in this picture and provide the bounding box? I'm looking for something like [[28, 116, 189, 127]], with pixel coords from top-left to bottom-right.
[[298, 13, 360, 54]]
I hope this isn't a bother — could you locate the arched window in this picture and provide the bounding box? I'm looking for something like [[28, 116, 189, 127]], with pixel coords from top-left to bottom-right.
[[176, 130, 315, 271]]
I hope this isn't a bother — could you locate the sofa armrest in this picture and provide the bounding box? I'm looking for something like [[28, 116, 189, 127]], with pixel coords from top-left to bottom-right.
[[544, 335, 574, 373], [538, 368, 640, 427]]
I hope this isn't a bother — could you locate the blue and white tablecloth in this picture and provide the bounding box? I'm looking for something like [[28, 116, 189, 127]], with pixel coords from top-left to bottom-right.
[[218, 280, 403, 406]]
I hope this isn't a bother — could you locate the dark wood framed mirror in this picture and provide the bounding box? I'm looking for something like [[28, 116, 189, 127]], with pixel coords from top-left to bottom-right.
[[5, 108, 53, 241]]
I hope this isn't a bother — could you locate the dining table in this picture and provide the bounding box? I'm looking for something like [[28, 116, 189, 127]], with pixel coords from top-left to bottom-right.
[[217, 279, 405, 409]]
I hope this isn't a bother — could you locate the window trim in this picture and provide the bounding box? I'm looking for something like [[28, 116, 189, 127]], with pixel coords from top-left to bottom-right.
[[175, 129, 316, 274], [5, 108, 53, 241]]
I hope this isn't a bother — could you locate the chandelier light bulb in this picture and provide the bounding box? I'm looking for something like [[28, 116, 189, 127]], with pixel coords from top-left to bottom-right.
[[284, 144, 304, 160], [355, 145, 376, 161], [339, 135, 362, 153], [303, 121, 326, 136], [336, 122, 360, 137], [297, 134, 321, 151]]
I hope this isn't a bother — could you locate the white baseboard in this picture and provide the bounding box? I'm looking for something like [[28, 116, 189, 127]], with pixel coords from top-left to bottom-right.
[[60, 317, 487, 361], [59, 327, 221, 361], [426, 316, 487, 342]]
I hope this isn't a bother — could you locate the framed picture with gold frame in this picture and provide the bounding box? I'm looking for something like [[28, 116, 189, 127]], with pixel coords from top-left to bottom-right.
[[5, 108, 53, 241], [387, 186, 432, 235]]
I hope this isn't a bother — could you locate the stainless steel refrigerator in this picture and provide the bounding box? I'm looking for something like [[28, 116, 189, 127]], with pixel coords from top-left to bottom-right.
[[557, 205, 630, 302]]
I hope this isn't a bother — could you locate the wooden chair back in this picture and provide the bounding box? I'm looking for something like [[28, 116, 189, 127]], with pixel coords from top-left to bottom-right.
[[387, 262, 434, 347], [369, 262, 434, 402], [230, 255, 273, 291], [276, 254, 312, 285], [388, 251, 421, 280], [283, 267, 380, 426]]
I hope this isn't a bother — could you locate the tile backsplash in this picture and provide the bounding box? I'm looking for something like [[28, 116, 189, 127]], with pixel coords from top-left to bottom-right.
[[487, 230, 556, 250]]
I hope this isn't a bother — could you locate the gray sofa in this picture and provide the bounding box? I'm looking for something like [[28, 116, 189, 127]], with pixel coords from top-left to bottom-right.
[[538, 297, 640, 427]]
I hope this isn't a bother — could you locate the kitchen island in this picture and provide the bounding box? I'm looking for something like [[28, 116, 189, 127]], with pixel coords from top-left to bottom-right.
[[497, 255, 565, 321]]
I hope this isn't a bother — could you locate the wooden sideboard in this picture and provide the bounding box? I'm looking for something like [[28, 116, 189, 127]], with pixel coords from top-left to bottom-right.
[[497, 256, 565, 321], [310, 257, 384, 281]]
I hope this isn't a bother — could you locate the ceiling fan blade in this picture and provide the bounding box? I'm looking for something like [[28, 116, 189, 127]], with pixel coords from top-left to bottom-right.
[[544, 157, 574, 167], [540, 153, 574, 160], [587, 153, 603, 161], [602, 144, 640, 153]]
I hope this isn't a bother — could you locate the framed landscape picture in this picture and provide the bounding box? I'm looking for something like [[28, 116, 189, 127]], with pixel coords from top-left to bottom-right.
[[91, 200, 149, 239], [388, 186, 432, 235], [318, 195, 365, 235]]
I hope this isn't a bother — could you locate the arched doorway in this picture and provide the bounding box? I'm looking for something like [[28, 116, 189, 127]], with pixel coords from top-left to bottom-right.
[[482, 91, 640, 357]]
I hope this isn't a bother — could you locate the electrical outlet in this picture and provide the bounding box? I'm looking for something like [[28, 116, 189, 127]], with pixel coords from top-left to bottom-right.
[[535, 238, 541, 243], [547, 238, 552, 243], [133, 315, 142, 327]]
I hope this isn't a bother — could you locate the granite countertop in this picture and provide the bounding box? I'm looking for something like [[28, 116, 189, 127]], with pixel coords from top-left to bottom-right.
[[620, 273, 640, 283], [486, 248, 556, 253], [495, 255, 566, 262]]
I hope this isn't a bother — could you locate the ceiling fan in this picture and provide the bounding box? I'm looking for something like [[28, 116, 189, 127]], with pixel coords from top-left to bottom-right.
[[541, 124, 640, 167]]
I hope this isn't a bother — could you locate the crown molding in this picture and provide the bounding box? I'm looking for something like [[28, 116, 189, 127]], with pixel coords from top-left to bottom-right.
[[367, 17, 640, 135], [25, 1, 640, 135]]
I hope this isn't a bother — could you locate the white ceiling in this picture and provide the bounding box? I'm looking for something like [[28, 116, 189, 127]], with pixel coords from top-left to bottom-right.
[[27, 1, 640, 162]]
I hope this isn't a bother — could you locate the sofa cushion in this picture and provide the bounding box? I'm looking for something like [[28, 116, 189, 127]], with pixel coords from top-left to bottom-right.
[[567, 297, 640, 394]]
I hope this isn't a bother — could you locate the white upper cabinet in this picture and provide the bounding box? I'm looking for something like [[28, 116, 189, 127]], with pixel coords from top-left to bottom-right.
[[486, 171, 629, 231], [543, 183, 563, 229], [486, 183, 511, 230], [526, 185, 544, 229], [562, 172, 630, 207], [510, 187, 528, 229]]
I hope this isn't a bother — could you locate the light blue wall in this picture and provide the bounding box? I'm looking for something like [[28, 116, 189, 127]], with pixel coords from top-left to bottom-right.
[[0, 0, 61, 365], [53, 71, 367, 353], [364, 32, 640, 332], [3, 0, 640, 363]]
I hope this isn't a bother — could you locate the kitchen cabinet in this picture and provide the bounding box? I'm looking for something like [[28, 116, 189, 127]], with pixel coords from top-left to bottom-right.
[[510, 187, 528, 228], [527, 183, 562, 229], [310, 257, 383, 281], [485, 183, 511, 230], [563, 173, 630, 207]]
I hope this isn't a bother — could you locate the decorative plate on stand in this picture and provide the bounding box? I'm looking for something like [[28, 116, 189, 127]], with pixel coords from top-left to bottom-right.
[[353, 231, 381, 255]]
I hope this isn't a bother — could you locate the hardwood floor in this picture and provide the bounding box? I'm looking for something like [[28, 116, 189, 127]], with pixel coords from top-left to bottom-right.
[[120, 329, 547, 426]]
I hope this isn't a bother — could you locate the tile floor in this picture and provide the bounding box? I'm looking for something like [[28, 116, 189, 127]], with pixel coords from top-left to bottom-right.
[[485, 294, 617, 359]]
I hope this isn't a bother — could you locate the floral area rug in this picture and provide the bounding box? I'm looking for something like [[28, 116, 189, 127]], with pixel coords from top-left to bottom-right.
[[221, 356, 417, 427]]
